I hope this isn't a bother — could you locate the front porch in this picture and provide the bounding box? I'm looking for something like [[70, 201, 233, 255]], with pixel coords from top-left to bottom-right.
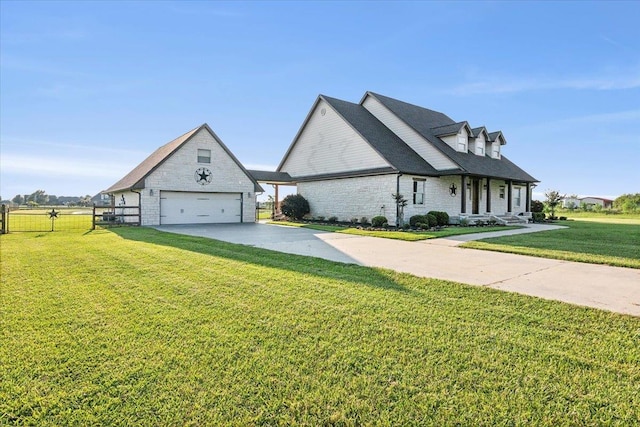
[[459, 175, 534, 218]]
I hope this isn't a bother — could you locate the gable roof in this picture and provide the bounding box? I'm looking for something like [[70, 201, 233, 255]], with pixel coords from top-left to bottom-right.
[[320, 95, 440, 176], [276, 95, 439, 177], [364, 92, 537, 182], [487, 131, 507, 145], [471, 126, 489, 139], [105, 123, 263, 193]]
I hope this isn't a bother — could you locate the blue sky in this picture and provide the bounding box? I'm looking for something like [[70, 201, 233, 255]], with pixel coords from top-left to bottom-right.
[[1, 1, 638, 202]]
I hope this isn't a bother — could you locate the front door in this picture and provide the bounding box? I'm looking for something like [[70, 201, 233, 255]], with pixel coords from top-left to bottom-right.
[[472, 179, 480, 214]]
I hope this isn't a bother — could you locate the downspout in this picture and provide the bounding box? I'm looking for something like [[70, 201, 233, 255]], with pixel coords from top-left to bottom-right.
[[396, 172, 402, 228]]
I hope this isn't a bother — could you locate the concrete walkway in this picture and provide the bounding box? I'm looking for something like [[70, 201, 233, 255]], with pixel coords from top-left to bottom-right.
[[156, 223, 640, 317]]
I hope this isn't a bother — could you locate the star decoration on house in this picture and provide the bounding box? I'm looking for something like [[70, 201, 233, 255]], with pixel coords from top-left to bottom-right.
[[198, 169, 210, 182]]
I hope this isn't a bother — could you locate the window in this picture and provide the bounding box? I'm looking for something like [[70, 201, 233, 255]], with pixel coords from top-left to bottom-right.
[[492, 142, 500, 158], [457, 135, 467, 152], [499, 186, 505, 199], [476, 143, 484, 156], [514, 187, 522, 207], [197, 149, 211, 163], [413, 179, 425, 205]]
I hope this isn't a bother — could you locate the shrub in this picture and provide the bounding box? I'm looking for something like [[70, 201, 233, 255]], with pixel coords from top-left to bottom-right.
[[328, 216, 338, 223], [316, 216, 325, 222], [402, 223, 411, 230], [426, 214, 437, 228], [409, 214, 427, 227], [530, 200, 544, 213], [487, 219, 497, 226], [416, 222, 427, 230], [350, 217, 359, 224], [559, 216, 567, 221], [459, 218, 469, 227], [428, 211, 449, 226], [280, 194, 310, 220], [440, 212, 449, 226], [371, 216, 387, 227], [475, 219, 486, 226], [360, 216, 369, 225], [532, 212, 545, 222]]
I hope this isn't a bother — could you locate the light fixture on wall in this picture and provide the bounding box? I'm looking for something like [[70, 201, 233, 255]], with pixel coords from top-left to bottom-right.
[[149, 189, 154, 196], [247, 192, 252, 198]]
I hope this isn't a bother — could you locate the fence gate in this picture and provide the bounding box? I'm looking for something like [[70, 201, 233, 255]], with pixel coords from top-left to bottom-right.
[[0, 204, 140, 233]]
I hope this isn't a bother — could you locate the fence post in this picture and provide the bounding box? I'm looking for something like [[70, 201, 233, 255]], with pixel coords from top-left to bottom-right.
[[0, 204, 6, 234], [92, 204, 96, 230]]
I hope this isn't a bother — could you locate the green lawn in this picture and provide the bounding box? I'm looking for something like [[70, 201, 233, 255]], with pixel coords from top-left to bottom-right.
[[462, 220, 640, 268], [271, 221, 522, 241], [2, 228, 639, 425]]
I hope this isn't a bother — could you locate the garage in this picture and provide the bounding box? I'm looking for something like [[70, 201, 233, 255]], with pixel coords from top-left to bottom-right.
[[160, 191, 242, 225]]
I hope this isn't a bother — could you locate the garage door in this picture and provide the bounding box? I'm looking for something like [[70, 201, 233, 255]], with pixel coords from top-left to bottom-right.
[[160, 191, 241, 224]]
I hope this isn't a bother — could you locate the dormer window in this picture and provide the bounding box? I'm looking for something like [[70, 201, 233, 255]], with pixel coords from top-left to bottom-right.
[[457, 135, 467, 152], [492, 142, 500, 159], [476, 143, 484, 156]]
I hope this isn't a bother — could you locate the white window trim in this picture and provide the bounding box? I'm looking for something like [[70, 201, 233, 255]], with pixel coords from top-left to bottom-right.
[[413, 179, 425, 205], [457, 135, 467, 152], [197, 149, 211, 164]]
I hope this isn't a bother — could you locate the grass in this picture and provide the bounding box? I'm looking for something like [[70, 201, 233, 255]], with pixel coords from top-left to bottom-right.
[[2, 228, 639, 425], [271, 220, 523, 241], [462, 220, 640, 268], [561, 211, 640, 225]]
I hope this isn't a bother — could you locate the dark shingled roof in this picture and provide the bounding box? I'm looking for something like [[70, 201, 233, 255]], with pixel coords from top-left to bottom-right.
[[432, 122, 469, 137], [471, 126, 489, 138], [320, 95, 440, 177], [105, 124, 264, 193], [488, 131, 507, 145], [366, 92, 537, 182], [247, 170, 294, 184]]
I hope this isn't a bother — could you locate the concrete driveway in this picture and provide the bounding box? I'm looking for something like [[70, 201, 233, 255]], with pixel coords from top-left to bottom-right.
[[155, 223, 360, 264], [155, 223, 640, 317]]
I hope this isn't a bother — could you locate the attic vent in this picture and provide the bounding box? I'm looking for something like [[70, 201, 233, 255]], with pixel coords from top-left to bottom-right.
[[320, 108, 326, 116]]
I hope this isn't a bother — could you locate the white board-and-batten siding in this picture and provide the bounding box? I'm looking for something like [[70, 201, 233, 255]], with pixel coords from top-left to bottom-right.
[[361, 95, 459, 170], [280, 99, 390, 177]]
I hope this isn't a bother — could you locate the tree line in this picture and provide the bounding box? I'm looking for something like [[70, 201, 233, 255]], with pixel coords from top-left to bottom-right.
[[3, 190, 95, 207]]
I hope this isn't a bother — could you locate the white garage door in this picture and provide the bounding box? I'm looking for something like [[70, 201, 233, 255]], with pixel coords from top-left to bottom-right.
[[160, 191, 241, 225]]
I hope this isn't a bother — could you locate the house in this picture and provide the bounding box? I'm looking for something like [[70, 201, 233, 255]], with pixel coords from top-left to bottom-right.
[[273, 91, 538, 225], [579, 197, 613, 209], [562, 196, 613, 209], [104, 124, 263, 225]]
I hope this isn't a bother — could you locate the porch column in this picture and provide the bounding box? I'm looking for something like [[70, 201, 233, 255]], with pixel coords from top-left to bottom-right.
[[273, 184, 280, 216], [525, 183, 531, 212], [507, 180, 513, 213], [486, 178, 491, 213], [460, 176, 467, 214]]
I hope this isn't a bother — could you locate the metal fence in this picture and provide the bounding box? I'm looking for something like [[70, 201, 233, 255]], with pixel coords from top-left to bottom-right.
[[0, 204, 140, 233]]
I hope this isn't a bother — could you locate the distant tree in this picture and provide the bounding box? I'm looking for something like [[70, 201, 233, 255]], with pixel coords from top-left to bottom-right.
[[614, 193, 640, 213], [48, 195, 59, 205], [12, 195, 25, 205], [28, 190, 49, 205], [544, 190, 565, 219], [78, 195, 92, 207]]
